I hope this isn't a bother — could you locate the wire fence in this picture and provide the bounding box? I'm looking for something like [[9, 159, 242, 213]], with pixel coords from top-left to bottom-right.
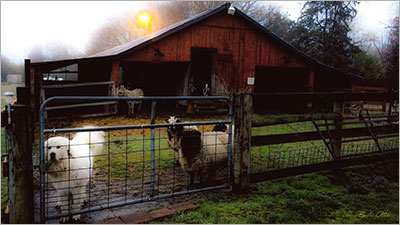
[[250, 99, 399, 174]]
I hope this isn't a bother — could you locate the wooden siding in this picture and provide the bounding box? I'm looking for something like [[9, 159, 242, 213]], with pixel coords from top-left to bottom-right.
[[122, 11, 310, 89]]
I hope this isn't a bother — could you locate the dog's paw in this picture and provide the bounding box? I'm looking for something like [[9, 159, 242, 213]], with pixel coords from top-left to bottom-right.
[[72, 214, 81, 222], [59, 216, 69, 223]]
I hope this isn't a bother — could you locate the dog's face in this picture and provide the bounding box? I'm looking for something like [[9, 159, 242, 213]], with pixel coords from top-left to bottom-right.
[[166, 116, 183, 152], [45, 136, 70, 164]]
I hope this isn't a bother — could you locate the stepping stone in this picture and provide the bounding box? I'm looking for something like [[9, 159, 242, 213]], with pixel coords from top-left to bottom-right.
[[148, 208, 174, 220], [120, 210, 152, 224]]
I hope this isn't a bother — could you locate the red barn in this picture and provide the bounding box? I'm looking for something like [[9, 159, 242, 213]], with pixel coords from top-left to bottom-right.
[[27, 3, 363, 115]]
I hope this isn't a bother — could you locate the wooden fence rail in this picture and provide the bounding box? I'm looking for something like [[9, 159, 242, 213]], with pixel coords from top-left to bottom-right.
[[252, 124, 398, 146], [253, 92, 397, 103]]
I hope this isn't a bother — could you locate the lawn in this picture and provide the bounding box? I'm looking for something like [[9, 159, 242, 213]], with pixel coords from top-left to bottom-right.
[[154, 163, 399, 224], [94, 134, 175, 180], [1, 127, 7, 215]]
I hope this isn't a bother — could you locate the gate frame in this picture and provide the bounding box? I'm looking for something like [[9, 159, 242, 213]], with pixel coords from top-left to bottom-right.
[[39, 95, 233, 223]]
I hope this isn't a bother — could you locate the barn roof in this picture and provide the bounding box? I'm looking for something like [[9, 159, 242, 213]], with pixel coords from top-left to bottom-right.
[[32, 3, 363, 80]]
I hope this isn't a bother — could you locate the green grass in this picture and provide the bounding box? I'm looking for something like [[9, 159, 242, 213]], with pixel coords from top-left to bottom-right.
[[1, 127, 7, 215], [94, 135, 175, 180], [155, 164, 399, 224]]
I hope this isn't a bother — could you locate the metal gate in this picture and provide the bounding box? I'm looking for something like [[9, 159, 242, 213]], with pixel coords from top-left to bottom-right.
[[39, 96, 233, 223]]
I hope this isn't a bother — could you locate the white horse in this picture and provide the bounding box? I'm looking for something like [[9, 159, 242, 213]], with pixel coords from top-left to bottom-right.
[[117, 85, 144, 114]]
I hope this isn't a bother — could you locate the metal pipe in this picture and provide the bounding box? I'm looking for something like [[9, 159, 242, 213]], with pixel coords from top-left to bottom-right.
[[7, 104, 11, 124], [41, 96, 230, 107], [43, 120, 231, 133], [45, 183, 228, 220], [150, 101, 156, 197], [39, 99, 46, 223], [227, 99, 233, 186]]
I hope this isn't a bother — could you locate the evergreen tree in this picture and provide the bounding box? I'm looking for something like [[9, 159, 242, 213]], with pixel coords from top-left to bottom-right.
[[290, 1, 361, 71], [381, 16, 399, 91]]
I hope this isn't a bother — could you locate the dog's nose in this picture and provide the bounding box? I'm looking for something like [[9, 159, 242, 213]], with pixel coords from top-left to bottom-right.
[[50, 152, 56, 160]]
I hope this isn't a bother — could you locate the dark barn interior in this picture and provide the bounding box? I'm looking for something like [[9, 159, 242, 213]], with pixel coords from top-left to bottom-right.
[[189, 48, 215, 96], [121, 62, 188, 96], [254, 67, 309, 93]]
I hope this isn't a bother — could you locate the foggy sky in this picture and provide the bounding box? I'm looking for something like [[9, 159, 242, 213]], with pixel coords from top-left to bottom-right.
[[1, 1, 398, 64]]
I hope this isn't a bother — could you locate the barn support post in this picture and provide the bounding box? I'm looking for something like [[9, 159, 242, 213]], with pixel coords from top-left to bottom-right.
[[111, 61, 120, 87], [332, 101, 344, 158], [25, 59, 34, 121], [24, 59, 31, 88], [34, 69, 43, 120], [4, 104, 34, 223], [233, 90, 252, 193], [308, 68, 315, 93]]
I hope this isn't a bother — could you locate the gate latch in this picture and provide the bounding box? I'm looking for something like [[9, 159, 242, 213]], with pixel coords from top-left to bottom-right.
[[2, 154, 9, 177]]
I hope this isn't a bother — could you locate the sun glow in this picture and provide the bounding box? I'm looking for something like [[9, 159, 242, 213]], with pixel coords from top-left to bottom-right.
[[138, 12, 151, 26]]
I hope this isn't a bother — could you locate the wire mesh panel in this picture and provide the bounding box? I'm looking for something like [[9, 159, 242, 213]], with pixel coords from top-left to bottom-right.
[[251, 122, 330, 173], [250, 97, 399, 175], [38, 96, 233, 223]]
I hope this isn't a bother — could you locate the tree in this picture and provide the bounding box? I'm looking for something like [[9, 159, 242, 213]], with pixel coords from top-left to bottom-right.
[[27, 44, 46, 63], [290, 1, 361, 71], [1, 55, 24, 82], [28, 42, 81, 62], [380, 16, 399, 90], [85, 1, 295, 55], [348, 52, 381, 80], [85, 15, 139, 56], [85, 2, 181, 56], [255, 3, 295, 41]]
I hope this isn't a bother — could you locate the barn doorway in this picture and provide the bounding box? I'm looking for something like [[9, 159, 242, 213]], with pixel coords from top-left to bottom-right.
[[119, 62, 189, 112], [189, 48, 216, 96]]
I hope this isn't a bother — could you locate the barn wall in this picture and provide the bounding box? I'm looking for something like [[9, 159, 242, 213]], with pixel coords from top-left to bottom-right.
[[78, 62, 112, 82], [122, 11, 310, 90]]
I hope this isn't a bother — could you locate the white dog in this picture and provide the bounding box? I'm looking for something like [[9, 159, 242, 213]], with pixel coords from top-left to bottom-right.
[[45, 127, 104, 223]]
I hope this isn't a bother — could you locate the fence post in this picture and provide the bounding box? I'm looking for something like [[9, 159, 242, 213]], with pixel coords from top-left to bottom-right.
[[332, 101, 344, 158], [5, 104, 34, 223], [233, 90, 252, 193]]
